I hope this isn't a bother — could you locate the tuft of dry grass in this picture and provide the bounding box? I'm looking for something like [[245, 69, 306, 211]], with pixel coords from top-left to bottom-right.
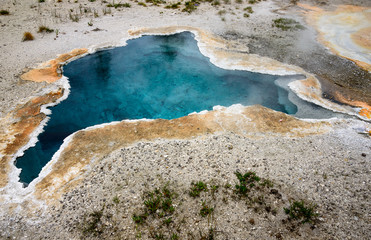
[[22, 32, 35, 41], [37, 26, 54, 33]]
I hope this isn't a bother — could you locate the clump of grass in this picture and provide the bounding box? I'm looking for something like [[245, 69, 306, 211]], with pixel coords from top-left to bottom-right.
[[132, 213, 148, 224], [81, 206, 105, 236], [133, 184, 176, 226], [22, 32, 35, 41], [182, 0, 200, 13], [189, 181, 208, 197], [273, 18, 305, 31], [248, 0, 261, 3], [235, 0, 242, 3], [38, 0, 45, 2], [243, 13, 249, 18], [69, 12, 80, 22], [235, 171, 260, 196], [211, 0, 220, 6], [138, 2, 147, 6], [37, 26, 54, 33], [102, 7, 111, 15], [0, 10, 10, 15], [146, 0, 166, 5], [284, 200, 318, 224], [112, 195, 120, 204], [218, 9, 226, 15], [243, 6, 253, 13], [107, 2, 131, 8], [165, 2, 181, 8], [200, 201, 214, 217], [260, 179, 274, 188]]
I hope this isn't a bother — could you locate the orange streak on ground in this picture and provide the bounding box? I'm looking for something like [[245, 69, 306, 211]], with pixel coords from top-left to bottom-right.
[[21, 48, 88, 83], [0, 90, 64, 188], [298, 3, 371, 72], [351, 27, 371, 50], [332, 91, 371, 119], [33, 105, 331, 203]]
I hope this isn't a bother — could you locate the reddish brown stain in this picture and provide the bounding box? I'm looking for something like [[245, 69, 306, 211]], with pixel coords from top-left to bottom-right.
[[34, 105, 331, 202], [0, 90, 64, 188], [21, 48, 88, 83]]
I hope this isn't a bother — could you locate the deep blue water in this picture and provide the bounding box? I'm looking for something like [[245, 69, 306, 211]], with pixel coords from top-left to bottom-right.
[[16, 32, 297, 185]]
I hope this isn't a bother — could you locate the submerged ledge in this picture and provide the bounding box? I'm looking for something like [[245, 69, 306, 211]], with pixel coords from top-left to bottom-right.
[[0, 26, 370, 213]]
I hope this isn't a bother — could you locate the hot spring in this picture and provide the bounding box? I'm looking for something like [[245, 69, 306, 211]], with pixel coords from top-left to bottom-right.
[[16, 32, 322, 185]]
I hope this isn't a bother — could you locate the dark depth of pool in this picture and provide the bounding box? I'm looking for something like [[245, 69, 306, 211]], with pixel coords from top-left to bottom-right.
[[16, 32, 297, 185]]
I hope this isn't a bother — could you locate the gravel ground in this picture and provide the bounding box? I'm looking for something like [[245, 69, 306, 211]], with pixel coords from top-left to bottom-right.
[[1, 122, 370, 239]]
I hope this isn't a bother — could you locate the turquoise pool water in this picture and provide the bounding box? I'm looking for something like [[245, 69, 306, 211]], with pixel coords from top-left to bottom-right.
[[16, 32, 298, 185]]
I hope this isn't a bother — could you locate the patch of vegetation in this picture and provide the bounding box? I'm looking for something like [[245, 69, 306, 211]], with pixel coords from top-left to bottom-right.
[[218, 9, 226, 15], [235, 171, 261, 196], [284, 201, 318, 224], [272, 18, 305, 31], [69, 12, 80, 22], [244, 6, 253, 13], [38, 0, 45, 2], [37, 26, 54, 33], [189, 181, 208, 197], [75, 168, 321, 238], [22, 32, 34, 41], [89, 0, 96, 2], [132, 213, 148, 224], [235, 0, 242, 3], [182, 0, 200, 13], [146, 0, 166, 5], [211, 0, 220, 6], [138, 2, 147, 7], [248, 0, 262, 3], [200, 201, 214, 217], [102, 7, 111, 15], [243, 13, 249, 18], [165, 2, 181, 9], [113, 195, 120, 204], [0, 10, 10, 15], [81, 206, 105, 236], [260, 179, 274, 188], [210, 184, 219, 199], [133, 184, 176, 224], [107, 2, 131, 8]]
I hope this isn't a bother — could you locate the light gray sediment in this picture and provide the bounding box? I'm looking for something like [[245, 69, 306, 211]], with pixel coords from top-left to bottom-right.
[[1, 121, 370, 239]]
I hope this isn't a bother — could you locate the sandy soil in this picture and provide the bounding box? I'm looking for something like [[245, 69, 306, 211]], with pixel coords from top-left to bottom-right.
[[0, 0, 370, 239]]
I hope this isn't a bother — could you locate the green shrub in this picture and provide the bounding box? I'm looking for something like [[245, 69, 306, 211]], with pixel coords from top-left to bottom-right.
[[165, 2, 181, 9], [0, 10, 9, 15], [243, 6, 253, 13], [235, 171, 260, 196], [200, 202, 214, 217], [284, 200, 318, 223], [189, 181, 208, 197], [182, 0, 200, 13]]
